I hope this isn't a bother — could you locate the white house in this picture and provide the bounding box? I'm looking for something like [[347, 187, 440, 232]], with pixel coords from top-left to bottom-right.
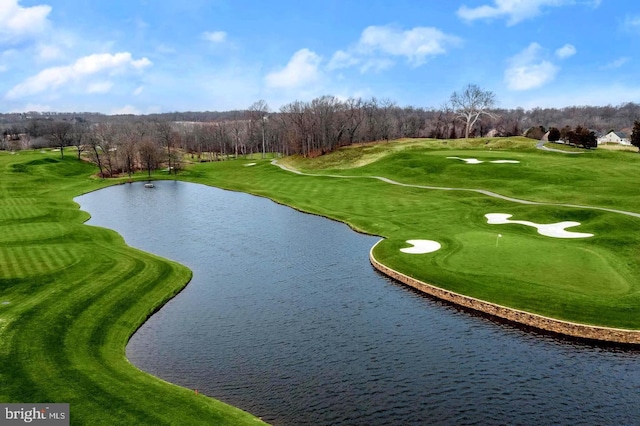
[[597, 131, 631, 146]]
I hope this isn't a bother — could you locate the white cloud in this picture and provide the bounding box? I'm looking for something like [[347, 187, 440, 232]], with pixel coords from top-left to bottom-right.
[[602, 57, 630, 69], [359, 58, 395, 73], [555, 43, 576, 59], [37, 44, 63, 60], [202, 31, 227, 43], [457, 0, 568, 26], [358, 25, 460, 66], [328, 25, 460, 73], [6, 52, 152, 99], [133, 86, 144, 95], [265, 48, 322, 89], [504, 43, 559, 90], [0, 49, 15, 72], [0, 0, 51, 44], [327, 50, 359, 71]]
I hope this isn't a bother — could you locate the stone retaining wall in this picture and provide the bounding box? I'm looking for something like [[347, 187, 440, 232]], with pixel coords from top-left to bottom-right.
[[369, 244, 640, 345]]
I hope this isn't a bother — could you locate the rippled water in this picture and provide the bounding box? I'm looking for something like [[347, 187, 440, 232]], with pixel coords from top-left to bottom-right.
[[76, 181, 640, 426]]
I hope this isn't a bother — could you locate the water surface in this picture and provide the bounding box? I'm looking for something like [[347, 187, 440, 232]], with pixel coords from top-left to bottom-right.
[[76, 181, 640, 425]]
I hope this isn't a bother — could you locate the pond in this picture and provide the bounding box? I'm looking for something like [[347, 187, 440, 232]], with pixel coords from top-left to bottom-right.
[[76, 180, 640, 425]]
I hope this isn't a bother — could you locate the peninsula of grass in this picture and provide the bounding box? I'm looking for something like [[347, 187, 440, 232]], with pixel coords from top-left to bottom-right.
[[0, 151, 267, 425], [176, 138, 640, 331]]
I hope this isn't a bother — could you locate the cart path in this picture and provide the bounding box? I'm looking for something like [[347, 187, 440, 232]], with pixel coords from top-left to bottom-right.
[[271, 160, 640, 219], [536, 140, 585, 154]]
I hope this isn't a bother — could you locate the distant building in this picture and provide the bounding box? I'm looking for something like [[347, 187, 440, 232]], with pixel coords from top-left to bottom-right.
[[597, 131, 630, 146]]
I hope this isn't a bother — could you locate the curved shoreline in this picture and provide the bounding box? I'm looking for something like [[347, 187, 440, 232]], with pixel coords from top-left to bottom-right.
[[369, 240, 640, 344]]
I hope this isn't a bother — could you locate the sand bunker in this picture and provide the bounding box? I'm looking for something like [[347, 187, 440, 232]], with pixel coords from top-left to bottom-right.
[[447, 157, 520, 164], [485, 213, 593, 238], [400, 240, 442, 254]]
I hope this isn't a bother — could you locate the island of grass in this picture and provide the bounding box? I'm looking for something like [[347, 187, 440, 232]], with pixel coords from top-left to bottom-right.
[[2, 137, 640, 424]]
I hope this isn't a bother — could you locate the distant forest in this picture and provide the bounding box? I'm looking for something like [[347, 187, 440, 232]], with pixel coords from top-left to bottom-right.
[[1, 97, 639, 175]]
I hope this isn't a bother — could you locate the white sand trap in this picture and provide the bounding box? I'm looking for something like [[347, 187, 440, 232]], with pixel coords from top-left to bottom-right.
[[485, 213, 593, 238], [244, 163, 257, 167], [400, 239, 442, 254], [447, 157, 519, 164], [447, 156, 483, 164]]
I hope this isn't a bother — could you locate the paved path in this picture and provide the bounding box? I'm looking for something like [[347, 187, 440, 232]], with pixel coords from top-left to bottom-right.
[[536, 140, 585, 154], [271, 160, 640, 219]]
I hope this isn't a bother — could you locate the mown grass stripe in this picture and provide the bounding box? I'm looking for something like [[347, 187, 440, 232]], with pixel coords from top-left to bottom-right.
[[0, 246, 80, 278], [0, 151, 267, 425]]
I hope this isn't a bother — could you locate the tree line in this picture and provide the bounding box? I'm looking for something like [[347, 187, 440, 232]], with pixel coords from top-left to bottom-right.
[[2, 89, 640, 176]]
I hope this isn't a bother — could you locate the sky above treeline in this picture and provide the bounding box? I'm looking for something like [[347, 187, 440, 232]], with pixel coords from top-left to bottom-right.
[[1, 0, 638, 114]]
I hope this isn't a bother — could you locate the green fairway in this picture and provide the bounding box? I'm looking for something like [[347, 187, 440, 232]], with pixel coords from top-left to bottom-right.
[[2, 137, 640, 424], [0, 151, 267, 425], [176, 138, 640, 330]]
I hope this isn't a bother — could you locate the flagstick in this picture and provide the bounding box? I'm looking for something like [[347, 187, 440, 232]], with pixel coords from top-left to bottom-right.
[[496, 234, 502, 247]]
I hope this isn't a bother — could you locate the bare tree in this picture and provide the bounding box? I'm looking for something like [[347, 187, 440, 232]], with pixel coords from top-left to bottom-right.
[[138, 138, 161, 177], [70, 122, 88, 160], [154, 121, 179, 175], [247, 100, 270, 158], [230, 112, 243, 158], [630, 120, 640, 152], [119, 121, 149, 178], [345, 98, 365, 144], [450, 84, 497, 139], [48, 121, 73, 158], [86, 128, 105, 177], [378, 98, 397, 141], [91, 123, 117, 177]]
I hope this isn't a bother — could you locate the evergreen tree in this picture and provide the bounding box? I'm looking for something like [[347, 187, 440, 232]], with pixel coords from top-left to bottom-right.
[[548, 127, 560, 142], [631, 120, 640, 151], [582, 130, 597, 149]]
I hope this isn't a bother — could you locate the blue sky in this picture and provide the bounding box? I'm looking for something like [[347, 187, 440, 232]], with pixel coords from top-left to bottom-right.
[[1, 0, 639, 114]]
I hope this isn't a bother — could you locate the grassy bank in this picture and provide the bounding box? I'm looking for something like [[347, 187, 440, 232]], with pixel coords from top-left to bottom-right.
[[0, 151, 267, 425]]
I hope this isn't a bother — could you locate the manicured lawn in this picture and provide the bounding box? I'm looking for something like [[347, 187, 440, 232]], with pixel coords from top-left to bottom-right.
[[177, 138, 640, 329], [0, 151, 267, 425], [2, 137, 640, 424]]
